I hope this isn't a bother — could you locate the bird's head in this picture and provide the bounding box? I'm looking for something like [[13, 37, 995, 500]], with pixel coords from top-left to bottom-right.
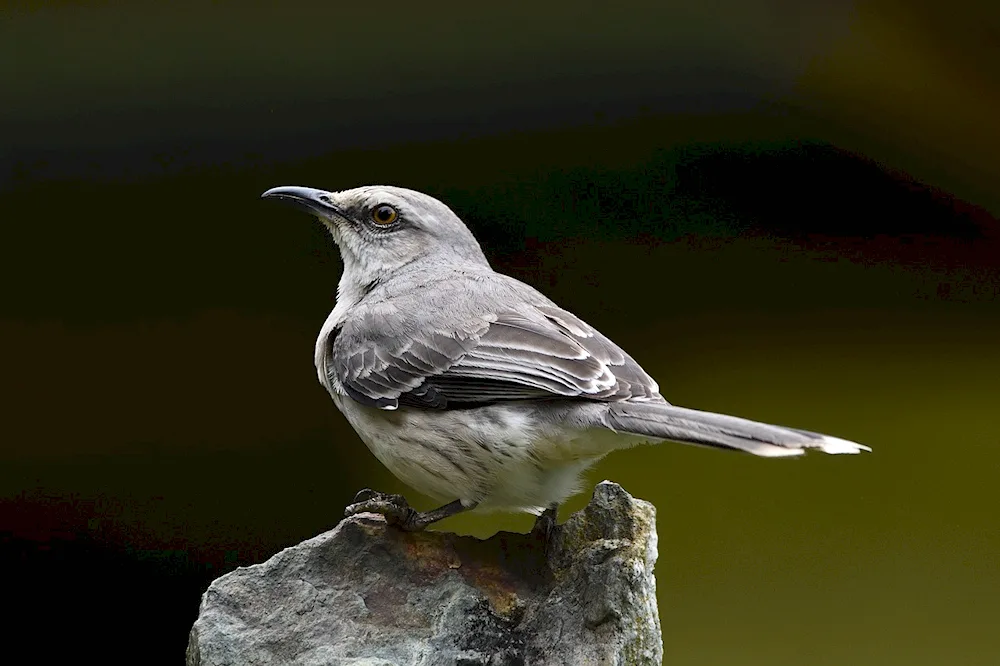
[[262, 184, 490, 290]]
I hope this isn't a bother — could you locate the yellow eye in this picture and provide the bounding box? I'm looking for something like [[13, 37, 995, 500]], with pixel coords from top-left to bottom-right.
[[371, 204, 398, 226]]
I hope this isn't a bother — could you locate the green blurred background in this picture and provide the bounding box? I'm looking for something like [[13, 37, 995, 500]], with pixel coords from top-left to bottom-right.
[[2, 1, 998, 664]]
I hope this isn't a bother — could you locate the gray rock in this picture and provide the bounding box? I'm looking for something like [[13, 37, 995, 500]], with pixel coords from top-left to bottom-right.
[[186, 481, 661, 666]]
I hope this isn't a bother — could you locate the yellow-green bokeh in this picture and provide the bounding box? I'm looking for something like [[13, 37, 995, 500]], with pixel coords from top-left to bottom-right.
[[3, 1, 999, 664]]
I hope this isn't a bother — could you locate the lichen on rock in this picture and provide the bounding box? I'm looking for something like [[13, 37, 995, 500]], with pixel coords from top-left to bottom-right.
[[187, 481, 661, 666]]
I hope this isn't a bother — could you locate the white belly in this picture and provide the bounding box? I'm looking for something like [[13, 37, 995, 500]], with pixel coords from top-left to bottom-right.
[[331, 395, 640, 513]]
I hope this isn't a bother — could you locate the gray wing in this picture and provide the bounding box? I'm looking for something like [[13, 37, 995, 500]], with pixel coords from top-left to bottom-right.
[[327, 303, 662, 410]]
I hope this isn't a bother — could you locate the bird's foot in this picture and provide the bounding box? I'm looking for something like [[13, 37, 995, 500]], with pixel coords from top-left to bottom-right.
[[345, 489, 472, 531], [345, 488, 423, 531], [530, 504, 559, 545]]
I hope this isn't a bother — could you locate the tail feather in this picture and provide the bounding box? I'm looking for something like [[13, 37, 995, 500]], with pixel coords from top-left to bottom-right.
[[604, 402, 870, 457]]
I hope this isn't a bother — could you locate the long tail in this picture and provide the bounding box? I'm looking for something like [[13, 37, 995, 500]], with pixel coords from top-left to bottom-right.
[[603, 402, 870, 457]]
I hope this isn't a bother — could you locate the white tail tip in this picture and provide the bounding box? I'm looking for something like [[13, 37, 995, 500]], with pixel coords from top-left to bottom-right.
[[817, 436, 871, 455]]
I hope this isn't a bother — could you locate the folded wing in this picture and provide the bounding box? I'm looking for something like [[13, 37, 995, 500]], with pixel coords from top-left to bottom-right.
[[327, 304, 662, 410]]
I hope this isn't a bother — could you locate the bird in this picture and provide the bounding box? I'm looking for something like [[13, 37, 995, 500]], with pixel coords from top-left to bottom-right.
[[262, 184, 870, 534]]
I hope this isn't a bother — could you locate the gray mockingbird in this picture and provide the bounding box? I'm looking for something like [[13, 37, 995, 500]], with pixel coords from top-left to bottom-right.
[[262, 184, 869, 533]]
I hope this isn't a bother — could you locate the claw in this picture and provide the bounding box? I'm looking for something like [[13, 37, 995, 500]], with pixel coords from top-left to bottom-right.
[[352, 488, 378, 503], [344, 489, 424, 531]]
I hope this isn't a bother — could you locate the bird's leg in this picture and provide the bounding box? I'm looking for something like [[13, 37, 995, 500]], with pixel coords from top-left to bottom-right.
[[530, 503, 559, 541], [406, 498, 475, 530], [344, 488, 475, 531]]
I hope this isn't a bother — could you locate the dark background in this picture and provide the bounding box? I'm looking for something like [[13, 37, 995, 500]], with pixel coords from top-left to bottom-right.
[[3, 1, 999, 663]]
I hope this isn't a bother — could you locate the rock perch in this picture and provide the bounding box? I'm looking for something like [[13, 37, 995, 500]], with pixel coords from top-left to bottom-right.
[[186, 481, 661, 665]]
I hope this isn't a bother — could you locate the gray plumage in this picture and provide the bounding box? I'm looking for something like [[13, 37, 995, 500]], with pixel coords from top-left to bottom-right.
[[263, 184, 869, 519]]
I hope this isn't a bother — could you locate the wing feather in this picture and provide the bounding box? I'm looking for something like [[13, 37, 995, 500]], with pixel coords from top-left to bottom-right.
[[328, 301, 661, 409]]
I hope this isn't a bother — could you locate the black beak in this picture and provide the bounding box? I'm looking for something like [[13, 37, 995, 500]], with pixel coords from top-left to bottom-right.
[[261, 186, 347, 219]]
